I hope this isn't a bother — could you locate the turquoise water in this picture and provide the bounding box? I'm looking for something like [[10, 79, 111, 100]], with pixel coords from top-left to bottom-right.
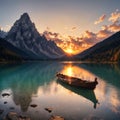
[[0, 61, 120, 120]]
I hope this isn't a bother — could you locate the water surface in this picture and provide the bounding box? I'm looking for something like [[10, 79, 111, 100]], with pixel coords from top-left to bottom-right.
[[0, 61, 120, 120]]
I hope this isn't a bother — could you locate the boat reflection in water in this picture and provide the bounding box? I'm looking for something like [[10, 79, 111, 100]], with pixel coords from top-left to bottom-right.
[[57, 79, 98, 109]]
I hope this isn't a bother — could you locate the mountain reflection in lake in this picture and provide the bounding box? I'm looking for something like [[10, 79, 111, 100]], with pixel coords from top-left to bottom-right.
[[0, 61, 120, 120]]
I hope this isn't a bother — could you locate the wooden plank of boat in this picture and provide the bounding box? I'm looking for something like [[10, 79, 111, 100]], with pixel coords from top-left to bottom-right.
[[56, 73, 98, 90]]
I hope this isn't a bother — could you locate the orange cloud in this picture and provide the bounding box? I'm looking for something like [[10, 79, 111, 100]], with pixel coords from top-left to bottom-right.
[[97, 24, 112, 38], [97, 29, 113, 38], [109, 9, 120, 23], [43, 31, 60, 40], [94, 14, 106, 25], [82, 30, 98, 44], [84, 30, 96, 38], [109, 22, 120, 32], [99, 21, 120, 36]]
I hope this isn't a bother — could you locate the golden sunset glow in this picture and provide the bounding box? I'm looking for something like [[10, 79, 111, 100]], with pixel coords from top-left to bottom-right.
[[65, 48, 74, 54], [61, 63, 96, 80]]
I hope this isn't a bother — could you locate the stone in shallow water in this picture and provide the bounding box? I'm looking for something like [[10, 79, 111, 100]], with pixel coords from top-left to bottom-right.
[[45, 107, 53, 113], [4, 101, 7, 104], [19, 115, 31, 120], [6, 112, 18, 120], [9, 107, 15, 110], [2, 93, 10, 97], [30, 104, 37, 108], [0, 109, 4, 114], [4, 112, 31, 120], [49, 115, 65, 120]]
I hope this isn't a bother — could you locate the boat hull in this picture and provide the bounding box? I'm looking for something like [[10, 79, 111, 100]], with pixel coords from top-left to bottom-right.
[[56, 73, 98, 90]]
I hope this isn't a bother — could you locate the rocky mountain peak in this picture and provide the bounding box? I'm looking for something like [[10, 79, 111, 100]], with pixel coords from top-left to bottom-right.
[[6, 13, 65, 59], [18, 13, 34, 27], [20, 13, 30, 20]]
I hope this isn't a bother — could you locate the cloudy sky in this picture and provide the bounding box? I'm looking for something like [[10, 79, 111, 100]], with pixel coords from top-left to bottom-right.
[[0, 0, 120, 54]]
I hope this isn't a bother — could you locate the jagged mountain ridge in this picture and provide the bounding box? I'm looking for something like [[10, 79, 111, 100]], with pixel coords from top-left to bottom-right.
[[6, 13, 65, 59], [75, 31, 120, 62]]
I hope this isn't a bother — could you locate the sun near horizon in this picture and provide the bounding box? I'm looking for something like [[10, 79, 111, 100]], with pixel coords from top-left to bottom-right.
[[65, 48, 74, 55]]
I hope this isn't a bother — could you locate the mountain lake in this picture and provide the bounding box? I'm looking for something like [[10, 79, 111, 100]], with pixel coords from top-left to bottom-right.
[[0, 61, 120, 120]]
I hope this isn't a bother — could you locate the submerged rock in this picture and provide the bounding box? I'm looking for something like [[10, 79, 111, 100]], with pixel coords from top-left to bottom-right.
[[30, 104, 37, 108], [6, 112, 18, 120], [4, 101, 7, 104], [2, 93, 10, 97], [9, 107, 15, 110], [45, 107, 53, 113], [19, 115, 30, 120], [49, 115, 65, 120], [0, 109, 4, 114], [5, 112, 31, 120]]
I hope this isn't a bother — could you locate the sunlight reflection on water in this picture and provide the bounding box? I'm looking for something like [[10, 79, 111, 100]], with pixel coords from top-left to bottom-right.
[[61, 63, 96, 81]]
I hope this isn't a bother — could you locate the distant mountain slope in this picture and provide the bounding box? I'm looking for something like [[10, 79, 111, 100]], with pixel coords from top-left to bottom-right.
[[0, 38, 38, 62], [0, 30, 7, 38], [6, 13, 65, 59], [76, 31, 120, 62]]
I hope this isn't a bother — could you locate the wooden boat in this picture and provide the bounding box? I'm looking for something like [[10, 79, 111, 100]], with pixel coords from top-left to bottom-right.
[[56, 73, 98, 90]]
